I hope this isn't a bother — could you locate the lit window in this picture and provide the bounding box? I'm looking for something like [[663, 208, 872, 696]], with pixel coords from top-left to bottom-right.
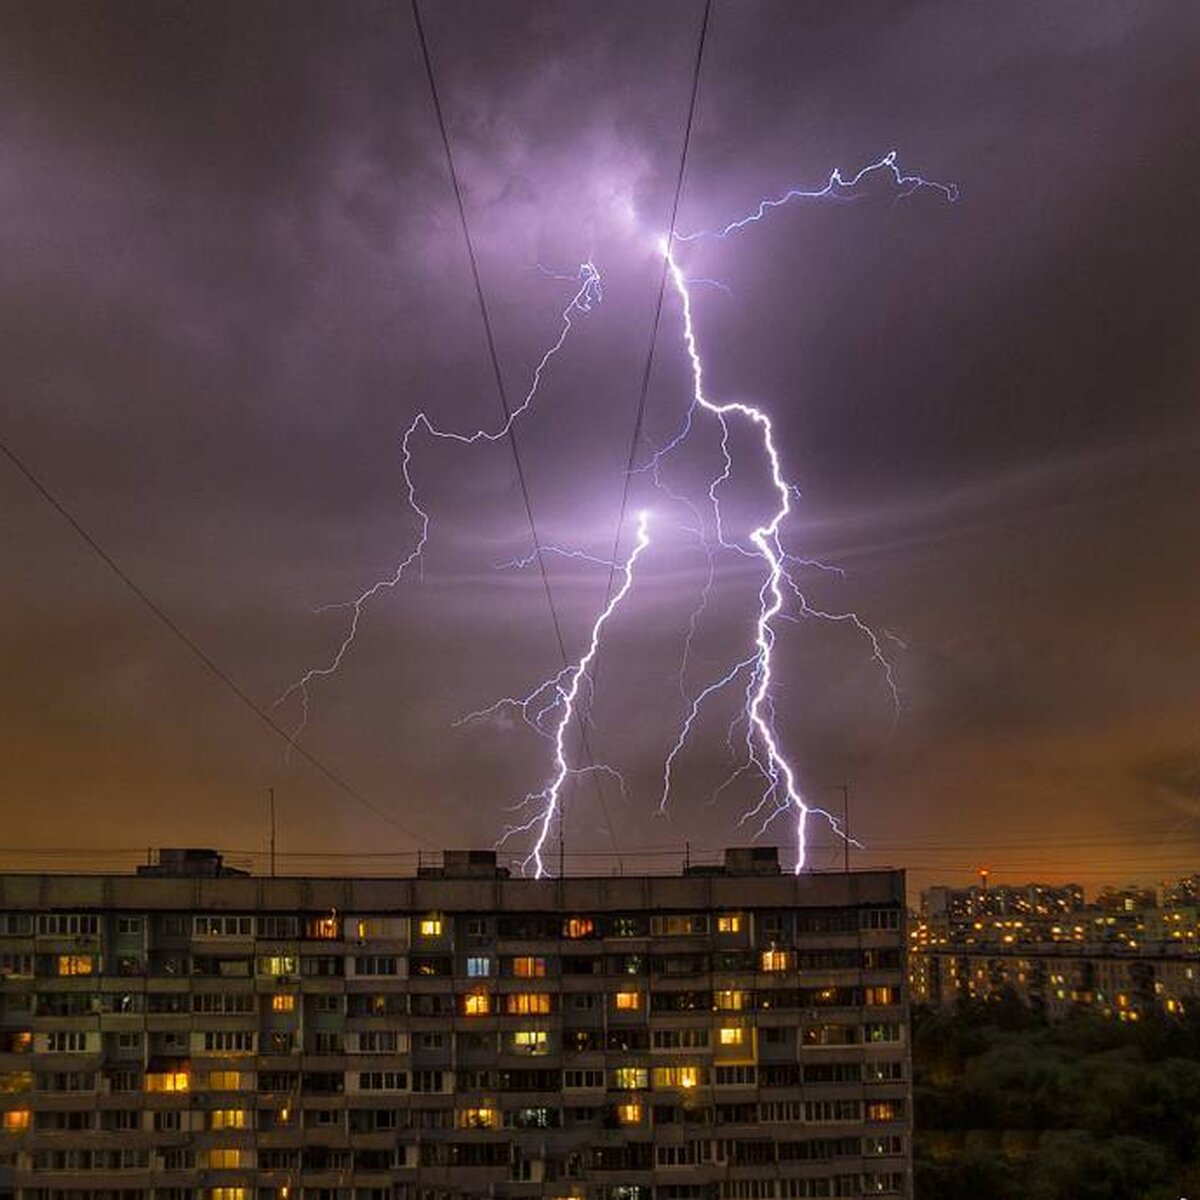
[[209, 1109, 248, 1130], [615, 1102, 642, 1125], [207, 1071, 243, 1091], [611, 1066, 648, 1090], [714, 990, 748, 1011], [209, 1189, 248, 1200], [467, 956, 491, 978], [512, 956, 547, 978], [512, 1030, 548, 1054], [760, 949, 791, 972], [270, 994, 296, 1013], [56, 955, 94, 977], [419, 916, 442, 937], [205, 1148, 245, 1169], [256, 955, 298, 978], [9, 1033, 31, 1053], [717, 914, 742, 934], [653, 1065, 702, 1089], [614, 991, 641, 1011], [456, 1107, 498, 1129], [2, 1109, 29, 1132], [306, 913, 341, 940], [463, 991, 491, 1016], [145, 1070, 190, 1093], [718, 1027, 745, 1046], [563, 917, 595, 939], [506, 993, 551, 1015]]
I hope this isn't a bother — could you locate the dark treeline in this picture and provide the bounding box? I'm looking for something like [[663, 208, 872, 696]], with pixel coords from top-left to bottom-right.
[[914, 995, 1200, 1199]]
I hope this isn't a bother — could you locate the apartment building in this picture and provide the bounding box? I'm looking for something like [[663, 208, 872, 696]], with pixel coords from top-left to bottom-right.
[[0, 847, 910, 1200]]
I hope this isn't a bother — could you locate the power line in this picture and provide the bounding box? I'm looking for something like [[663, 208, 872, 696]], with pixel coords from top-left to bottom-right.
[[409, 0, 620, 862], [600, 0, 712, 607], [0, 437, 432, 846]]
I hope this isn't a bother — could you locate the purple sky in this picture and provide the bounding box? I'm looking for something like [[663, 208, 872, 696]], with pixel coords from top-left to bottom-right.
[[2, 1, 1199, 895]]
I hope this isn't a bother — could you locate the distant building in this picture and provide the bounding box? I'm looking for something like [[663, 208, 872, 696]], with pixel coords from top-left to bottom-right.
[[910, 872, 1200, 1022], [0, 847, 912, 1200]]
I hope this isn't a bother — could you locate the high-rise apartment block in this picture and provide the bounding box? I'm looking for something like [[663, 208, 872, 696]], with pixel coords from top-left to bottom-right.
[[0, 848, 910, 1200]]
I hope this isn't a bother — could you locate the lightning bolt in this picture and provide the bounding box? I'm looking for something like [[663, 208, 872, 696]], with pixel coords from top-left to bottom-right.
[[277, 261, 602, 736], [675, 149, 957, 242], [650, 152, 955, 870], [495, 510, 653, 878]]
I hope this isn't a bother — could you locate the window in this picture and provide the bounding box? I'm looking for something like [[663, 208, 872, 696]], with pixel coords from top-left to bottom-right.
[[208, 1070, 245, 1090], [419, 916, 442, 937], [718, 1027, 746, 1046], [2, 1109, 29, 1132], [145, 1070, 190, 1093], [564, 1069, 604, 1089], [204, 1031, 255, 1054], [866, 1101, 904, 1123], [804, 1099, 862, 1123], [355, 956, 398, 976], [863, 1022, 902, 1044], [863, 1060, 904, 1083], [717, 914, 743, 933], [463, 991, 491, 1016], [209, 1189, 248, 1200], [563, 917, 595, 939], [359, 1071, 408, 1091], [466, 956, 491, 977], [506, 993, 551, 1015], [38, 914, 100, 936], [117, 916, 143, 935], [861, 908, 901, 932], [306, 913, 341, 940], [714, 990, 749, 1011], [411, 1070, 445, 1093], [652, 1029, 709, 1049], [614, 991, 642, 1011], [154, 1111, 181, 1131], [271, 994, 296, 1013], [47, 1031, 88, 1053], [258, 915, 299, 939], [257, 955, 298, 978], [512, 1030, 548, 1055], [358, 1031, 399, 1054], [194, 992, 255, 1014], [511, 956, 547, 978], [714, 1065, 756, 1086], [56, 955, 94, 976], [615, 1102, 642, 1125], [210, 1109, 249, 1130], [193, 916, 253, 938], [455, 1107, 498, 1129], [659, 914, 711, 936], [653, 1065, 703, 1089], [760, 949, 792, 972], [863, 986, 900, 1006], [611, 1067, 649, 1090]]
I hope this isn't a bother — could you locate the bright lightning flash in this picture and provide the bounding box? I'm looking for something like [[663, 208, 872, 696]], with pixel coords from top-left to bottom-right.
[[497, 510, 653, 878], [650, 152, 956, 871], [277, 262, 602, 735]]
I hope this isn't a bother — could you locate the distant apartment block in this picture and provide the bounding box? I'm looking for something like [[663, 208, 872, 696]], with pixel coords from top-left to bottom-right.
[[0, 847, 911, 1200], [910, 874, 1200, 1021]]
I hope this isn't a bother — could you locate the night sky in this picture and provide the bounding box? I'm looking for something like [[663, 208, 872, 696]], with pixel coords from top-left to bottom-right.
[[2, 1, 1198, 895]]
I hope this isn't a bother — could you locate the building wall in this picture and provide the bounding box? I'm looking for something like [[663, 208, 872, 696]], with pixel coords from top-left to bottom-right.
[[0, 865, 910, 1200]]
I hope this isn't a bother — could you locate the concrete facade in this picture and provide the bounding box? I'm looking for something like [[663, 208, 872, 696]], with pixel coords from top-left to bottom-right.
[[0, 850, 910, 1200]]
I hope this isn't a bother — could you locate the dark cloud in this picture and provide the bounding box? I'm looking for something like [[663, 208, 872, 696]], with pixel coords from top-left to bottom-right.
[[1, 1, 1198, 895]]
